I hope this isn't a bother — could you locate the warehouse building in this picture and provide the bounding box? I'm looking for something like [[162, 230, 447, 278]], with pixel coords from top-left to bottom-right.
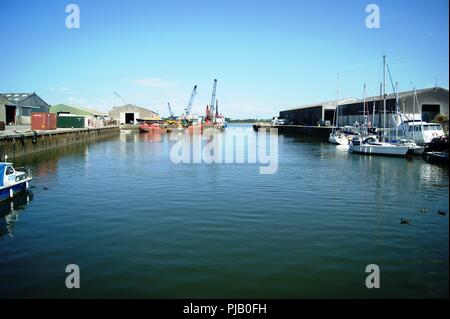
[[50, 104, 107, 117], [50, 104, 108, 128], [0, 92, 50, 124], [108, 104, 158, 124], [279, 87, 449, 127], [0, 95, 16, 124]]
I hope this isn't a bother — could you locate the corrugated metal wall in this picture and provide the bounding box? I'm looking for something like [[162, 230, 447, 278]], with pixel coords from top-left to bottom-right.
[[280, 106, 323, 126], [280, 88, 448, 128], [17, 94, 50, 116]]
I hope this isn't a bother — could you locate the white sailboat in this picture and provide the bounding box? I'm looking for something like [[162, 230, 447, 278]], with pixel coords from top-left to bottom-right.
[[349, 55, 410, 157], [350, 136, 410, 156], [329, 131, 348, 145], [329, 73, 349, 145]]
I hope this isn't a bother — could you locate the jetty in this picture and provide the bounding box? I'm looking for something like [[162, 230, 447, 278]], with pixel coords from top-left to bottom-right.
[[0, 126, 120, 160], [253, 123, 332, 138]]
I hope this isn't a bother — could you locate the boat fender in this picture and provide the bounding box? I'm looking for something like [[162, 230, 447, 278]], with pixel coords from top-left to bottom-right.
[[32, 131, 38, 144], [19, 134, 25, 146]]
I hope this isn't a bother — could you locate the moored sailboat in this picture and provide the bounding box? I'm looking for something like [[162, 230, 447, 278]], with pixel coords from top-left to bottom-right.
[[329, 73, 349, 145], [349, 136, 409, 156], [349, 55, 410, 157]]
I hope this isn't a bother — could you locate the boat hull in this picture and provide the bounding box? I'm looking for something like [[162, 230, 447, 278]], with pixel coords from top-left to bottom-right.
[[139, 124, 166, 133], [349, 144, 409, 156], [425, 141, 450, 152], [0, 180, 29, 202], [409, 146, 426, 155], [424, 151, 449, 165], [328, 135, 348, 145]]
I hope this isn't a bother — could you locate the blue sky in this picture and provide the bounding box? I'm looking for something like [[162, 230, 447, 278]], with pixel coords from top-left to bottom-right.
[[0, 0, 448, 118]]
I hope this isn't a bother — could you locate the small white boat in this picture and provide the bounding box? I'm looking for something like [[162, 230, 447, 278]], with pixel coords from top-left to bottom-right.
[[349, 136, 409, 156], [328, 131, 349, 145], [0, 161, 32, 202]]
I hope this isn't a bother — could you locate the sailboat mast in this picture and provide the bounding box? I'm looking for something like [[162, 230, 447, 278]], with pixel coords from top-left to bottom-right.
[[379, 83, 382, 130], [412, 85, 416, 140], [395, 81, 399, 140], [415, 88, 424, 137], [383, 54, 387, 141], [395, 82, 399, 113], [363, 84, 366, 136], [372, 100, 376, 128], [336, 72, 340, 129]]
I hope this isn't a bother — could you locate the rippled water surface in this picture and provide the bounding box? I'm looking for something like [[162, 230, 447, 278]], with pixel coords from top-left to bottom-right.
[[0, 124, 448, 298]]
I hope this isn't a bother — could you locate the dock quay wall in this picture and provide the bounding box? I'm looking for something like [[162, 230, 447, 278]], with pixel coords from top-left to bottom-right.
[[253, 124, 332, 138], [119, 124, 140, 130], [0, 126, 120, 160]]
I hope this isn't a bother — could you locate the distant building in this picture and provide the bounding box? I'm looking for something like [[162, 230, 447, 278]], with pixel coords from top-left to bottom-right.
[[49, 104, 108, 128], [108, 104, 158, 124], [0, 92, 50, 124], [279, 87, 449, 127], [50, 104, 107, 118], [0, 95, 16, 124], [280, 98, 358, 127]]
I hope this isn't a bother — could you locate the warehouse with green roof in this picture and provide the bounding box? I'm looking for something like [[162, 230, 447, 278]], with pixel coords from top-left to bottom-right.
[[49, 104, 107, 117], [49, 104, 108, 128]]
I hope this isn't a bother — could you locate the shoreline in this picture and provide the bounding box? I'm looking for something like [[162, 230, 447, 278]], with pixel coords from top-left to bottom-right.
[[0, 126, 120, 160]]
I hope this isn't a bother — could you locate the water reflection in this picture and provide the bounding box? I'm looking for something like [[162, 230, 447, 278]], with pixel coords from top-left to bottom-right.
[[120, 131, 139, 143], [0, 192, 33, 239], [140, 132, 164, 143], [13, 142, 90, 169]]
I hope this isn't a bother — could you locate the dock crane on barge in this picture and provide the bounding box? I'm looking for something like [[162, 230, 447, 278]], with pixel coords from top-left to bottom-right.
[[183, 85, 198, 117], [167, 102, 175, 119], [164, 102, 179, 126], [181, 85, 198, 127], [208, 79, 217, 121]]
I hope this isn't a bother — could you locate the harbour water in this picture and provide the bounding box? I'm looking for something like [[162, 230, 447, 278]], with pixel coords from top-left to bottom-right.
[[0, 124, 448, 298]]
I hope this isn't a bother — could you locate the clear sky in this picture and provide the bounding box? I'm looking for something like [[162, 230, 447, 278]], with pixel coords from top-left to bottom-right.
[[0, 0, 448, 118]]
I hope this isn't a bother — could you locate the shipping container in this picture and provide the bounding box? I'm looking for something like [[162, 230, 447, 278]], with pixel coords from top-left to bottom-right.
[[49, 113, 57, 129], [57, 116, 85, 128], [31, 112, 57, 130]]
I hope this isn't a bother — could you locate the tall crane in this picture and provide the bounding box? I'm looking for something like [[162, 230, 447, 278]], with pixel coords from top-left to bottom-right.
[[209, 79, 217, 119], [167, 102, 175, 119], [114, 91, 127, 105], [184, 85, 197, 117]]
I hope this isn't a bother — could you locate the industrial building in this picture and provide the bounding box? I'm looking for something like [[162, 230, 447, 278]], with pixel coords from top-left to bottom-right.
[[0, 95, 16, 125], [279, 87, 449, 128], [0, 92, 50, 125], [50, 104, 108, 128], [50, 104, 107, 117], [108, 104, 158, 124]]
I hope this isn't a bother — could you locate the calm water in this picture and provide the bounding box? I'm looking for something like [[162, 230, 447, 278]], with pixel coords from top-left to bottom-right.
[[0, 124, 448, 298]]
